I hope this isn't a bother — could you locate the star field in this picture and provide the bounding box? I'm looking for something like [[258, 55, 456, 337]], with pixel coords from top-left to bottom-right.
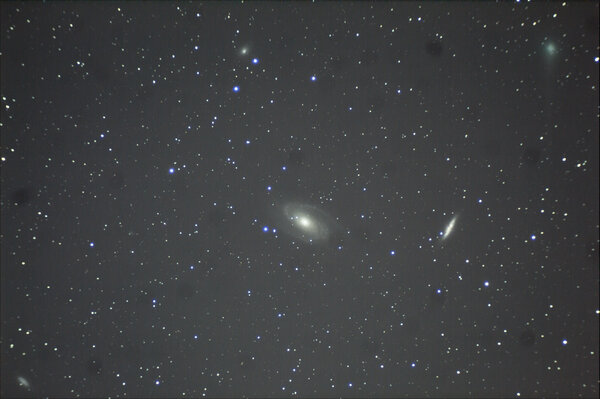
[[1, 2, 598, 398]]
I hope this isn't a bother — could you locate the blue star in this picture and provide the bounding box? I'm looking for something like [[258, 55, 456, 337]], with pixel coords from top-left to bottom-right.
[[233, 86, 240, 92]]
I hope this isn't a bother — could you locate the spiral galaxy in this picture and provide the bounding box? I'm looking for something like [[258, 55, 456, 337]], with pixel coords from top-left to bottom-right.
[[281, 202, 336, 243]]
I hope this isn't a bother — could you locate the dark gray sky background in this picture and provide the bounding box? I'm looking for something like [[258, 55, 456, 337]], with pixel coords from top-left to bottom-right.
[[1, 2, 598, 398]]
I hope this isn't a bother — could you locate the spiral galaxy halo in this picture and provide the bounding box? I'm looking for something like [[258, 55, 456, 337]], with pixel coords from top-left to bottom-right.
[[280, 202, 336, 243]]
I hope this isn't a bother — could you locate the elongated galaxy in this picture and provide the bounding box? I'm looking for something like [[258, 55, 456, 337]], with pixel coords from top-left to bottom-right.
[[280, 202, 336, 242], [4, 3, 593, 397], [440, 215, 458, 241]]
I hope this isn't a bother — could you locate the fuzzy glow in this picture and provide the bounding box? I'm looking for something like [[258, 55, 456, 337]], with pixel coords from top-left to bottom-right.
[[280, 203, 336, 243], [441, 215, 458, 241]]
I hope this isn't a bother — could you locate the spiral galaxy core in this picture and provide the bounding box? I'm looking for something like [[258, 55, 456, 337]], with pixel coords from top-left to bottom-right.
[[281, 202, 335, 242]]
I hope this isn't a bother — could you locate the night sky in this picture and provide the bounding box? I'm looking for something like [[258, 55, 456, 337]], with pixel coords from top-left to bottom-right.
[[1, 2, 599, 398]]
